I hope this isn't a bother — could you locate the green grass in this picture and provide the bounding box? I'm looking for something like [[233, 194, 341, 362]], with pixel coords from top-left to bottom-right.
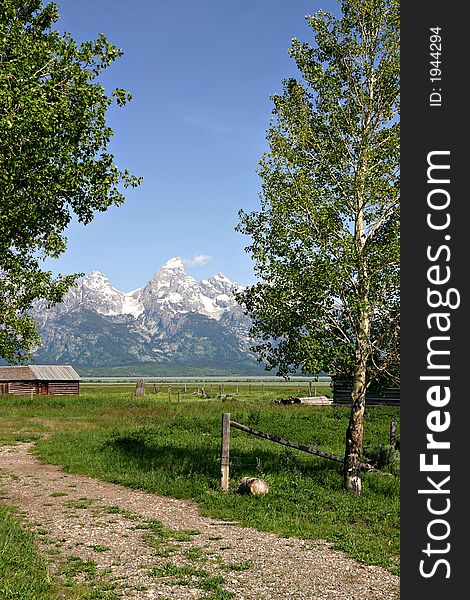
[[0, 504, 120, 598], [58, 556, 118, 599], [148, 562, 233, 597], [91, 545, 109, 553], [0, 385, 400, 576], [0, 504, 54, 599], [224, 560, 254, 571], [132, 517, 201, 558], [0, 503, 120, 599]]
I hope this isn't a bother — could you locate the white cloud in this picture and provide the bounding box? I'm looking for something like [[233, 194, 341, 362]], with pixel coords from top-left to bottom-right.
[[183, 254, 213, 267]]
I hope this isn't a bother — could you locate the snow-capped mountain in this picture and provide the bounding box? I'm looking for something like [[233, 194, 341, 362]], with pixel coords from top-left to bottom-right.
[[138, 257, 237, 321], [31, 258, 260, 374], [61, 271, 142, 317]]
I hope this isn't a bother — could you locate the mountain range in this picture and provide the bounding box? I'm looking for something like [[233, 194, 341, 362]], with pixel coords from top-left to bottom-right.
[[31, 257, 264, 376]]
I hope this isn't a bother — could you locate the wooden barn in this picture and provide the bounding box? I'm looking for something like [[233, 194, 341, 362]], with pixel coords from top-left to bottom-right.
[[333, 385, 400, 407], [0, 365, 80, 396]]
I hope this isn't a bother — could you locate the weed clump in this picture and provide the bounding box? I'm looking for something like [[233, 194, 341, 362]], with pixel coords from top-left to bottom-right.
[[366, 444, 400, 475]]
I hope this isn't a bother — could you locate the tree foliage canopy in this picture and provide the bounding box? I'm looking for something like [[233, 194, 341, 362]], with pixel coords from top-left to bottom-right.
[[0, 0, 141, 362], [237, 0, 400, 390]]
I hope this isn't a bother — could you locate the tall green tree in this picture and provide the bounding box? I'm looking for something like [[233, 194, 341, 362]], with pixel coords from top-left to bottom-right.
[[0, 0, 141, 363], [237, 0, 399, 494]]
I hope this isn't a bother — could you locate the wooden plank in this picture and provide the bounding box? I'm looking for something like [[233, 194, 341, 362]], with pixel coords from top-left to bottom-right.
[[8, 382, 37, 395], [48, 382, 79, 395], [221, 413, 231, 491], [298, 396, 332, 405]]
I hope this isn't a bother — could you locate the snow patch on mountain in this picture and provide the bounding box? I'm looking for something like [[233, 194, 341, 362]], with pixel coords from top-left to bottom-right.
[[76, 271, 144, 318]]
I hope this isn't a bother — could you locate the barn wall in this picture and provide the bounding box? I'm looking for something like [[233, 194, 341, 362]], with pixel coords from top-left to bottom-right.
[[8, 382, 38, 395], [1, 381, 79, 395], [333, 387, 400, 406], [48, 381, 79, 395]]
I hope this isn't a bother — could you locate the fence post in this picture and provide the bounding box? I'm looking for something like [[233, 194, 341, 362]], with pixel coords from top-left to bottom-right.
[[135, 379, 145, 397], [221, 413, 231, 492], [177, 390, 181, 402], [390, 420, 397, 449]]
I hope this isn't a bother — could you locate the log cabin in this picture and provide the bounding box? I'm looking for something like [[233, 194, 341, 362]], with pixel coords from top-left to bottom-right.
[[0, 365, 80, 396]]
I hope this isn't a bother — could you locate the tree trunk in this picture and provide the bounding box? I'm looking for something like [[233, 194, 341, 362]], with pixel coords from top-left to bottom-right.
[[344, 194, 370, 494], [344, 308, 370, 495], [343, 147, 374, 494], [344, 371, 366, 494]]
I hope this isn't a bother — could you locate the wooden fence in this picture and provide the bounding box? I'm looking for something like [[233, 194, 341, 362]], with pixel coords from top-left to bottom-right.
[[220, 413, 372, 491]]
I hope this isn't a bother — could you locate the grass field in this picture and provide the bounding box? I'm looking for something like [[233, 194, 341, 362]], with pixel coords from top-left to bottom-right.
[[0, 382, 400, 586]]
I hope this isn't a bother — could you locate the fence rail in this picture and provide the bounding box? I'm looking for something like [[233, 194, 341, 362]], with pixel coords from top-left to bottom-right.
[[220, 412, 372, 491]]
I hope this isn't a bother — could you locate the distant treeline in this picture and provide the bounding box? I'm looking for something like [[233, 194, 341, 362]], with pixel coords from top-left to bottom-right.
[[76, 362, 328, 379]]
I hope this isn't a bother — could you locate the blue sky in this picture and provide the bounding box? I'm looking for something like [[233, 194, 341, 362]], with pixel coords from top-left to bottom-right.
[[46, 0, 338, 291]]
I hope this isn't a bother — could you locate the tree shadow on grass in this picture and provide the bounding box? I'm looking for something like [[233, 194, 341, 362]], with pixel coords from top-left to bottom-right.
[[100, 427, 342, 483]]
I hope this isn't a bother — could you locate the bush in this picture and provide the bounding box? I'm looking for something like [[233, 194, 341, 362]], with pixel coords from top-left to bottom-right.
[[367, 444, 400, 475]]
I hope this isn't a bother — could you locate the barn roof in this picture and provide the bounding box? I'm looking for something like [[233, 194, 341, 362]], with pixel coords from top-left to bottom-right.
[[0, 365, 80, 381]]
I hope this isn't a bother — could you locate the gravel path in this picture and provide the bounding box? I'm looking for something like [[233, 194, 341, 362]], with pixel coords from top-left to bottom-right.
[[0, 443, 399, 599]]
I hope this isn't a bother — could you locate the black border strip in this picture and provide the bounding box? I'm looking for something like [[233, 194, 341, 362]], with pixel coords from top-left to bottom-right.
[[401, 3, 467, 598]]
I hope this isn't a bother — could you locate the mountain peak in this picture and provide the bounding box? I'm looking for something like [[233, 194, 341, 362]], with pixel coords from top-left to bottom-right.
[[86, 270, 107, 279], [83, 271, 112, 287], [209, 273, 232, 284], [74, 271, 144, 317], [160, 257, 185, 271]]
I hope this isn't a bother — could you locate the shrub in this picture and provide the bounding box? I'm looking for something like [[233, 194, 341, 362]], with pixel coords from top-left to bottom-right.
[[367, 444, 400, 475]]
